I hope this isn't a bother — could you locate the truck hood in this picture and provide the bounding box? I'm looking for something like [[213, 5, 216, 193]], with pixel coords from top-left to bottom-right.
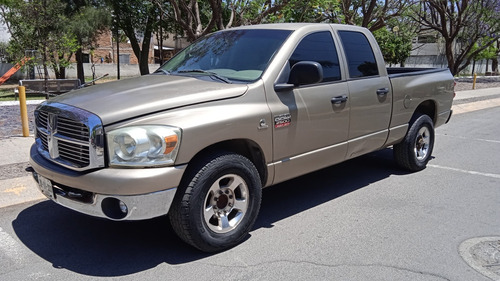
[[47, 75, 249, 125]]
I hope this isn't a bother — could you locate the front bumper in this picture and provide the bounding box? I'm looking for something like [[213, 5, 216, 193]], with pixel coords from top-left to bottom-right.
[[29, 144, 186, 220]]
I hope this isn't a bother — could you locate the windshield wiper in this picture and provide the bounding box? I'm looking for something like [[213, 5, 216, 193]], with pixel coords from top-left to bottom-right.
[[177, 69, 232, 84], [153, 69, 170, 75]]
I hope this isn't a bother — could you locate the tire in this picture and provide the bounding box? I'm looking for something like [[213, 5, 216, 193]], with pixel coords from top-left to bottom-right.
[[393, 114, 435, 172], [169, 152, 262, 252]]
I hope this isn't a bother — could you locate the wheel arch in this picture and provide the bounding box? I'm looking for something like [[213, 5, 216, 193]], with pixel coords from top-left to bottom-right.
[[412, 100, 437, 124], [183, 139, 268, 187]]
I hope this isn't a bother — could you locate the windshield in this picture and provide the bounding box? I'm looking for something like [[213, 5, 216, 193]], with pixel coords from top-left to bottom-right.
[[159, 29, 292, 82]]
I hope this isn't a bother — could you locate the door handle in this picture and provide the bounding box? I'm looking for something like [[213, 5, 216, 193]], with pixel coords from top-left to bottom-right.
[[331, 95, 348, 104], [376, 88, 389, 96]]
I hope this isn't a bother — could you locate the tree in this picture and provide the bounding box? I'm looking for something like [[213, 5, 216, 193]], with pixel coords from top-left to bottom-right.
[[108, 0, 158, 75], [491, 40, 499, 74], [156, 0, 293, 42], [340, 0, 415, 31], [373, 26, 413, 67], [66, 3, 111, 84], [1, 0, 78, 79], [414, 0, 500, 76], [267, 0, 340, 23]]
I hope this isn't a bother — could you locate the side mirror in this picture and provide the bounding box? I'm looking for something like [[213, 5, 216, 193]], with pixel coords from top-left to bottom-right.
[[274, 61, 323, 92], [289, 61, 323, 86]]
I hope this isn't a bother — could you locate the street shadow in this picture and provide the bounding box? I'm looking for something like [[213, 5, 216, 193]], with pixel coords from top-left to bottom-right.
[[255, 148, 403, 229], [12, 148, 406, 277]]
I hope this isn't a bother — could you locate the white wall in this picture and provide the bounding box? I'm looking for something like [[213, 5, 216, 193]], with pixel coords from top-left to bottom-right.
[[62, 63, 161, 79], [28, 63, 161, 80]]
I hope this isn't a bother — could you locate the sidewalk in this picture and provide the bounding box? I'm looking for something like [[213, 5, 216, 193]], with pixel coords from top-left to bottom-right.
[[453, 87, 500, 114], [454, 87, 500, 101], [1, 87, 500, 209], [0, 136, 45, 208]]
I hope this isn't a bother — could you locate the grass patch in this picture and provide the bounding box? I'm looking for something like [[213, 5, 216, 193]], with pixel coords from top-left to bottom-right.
[[0, 77, 119, 101], [0, 87, 46, 101]]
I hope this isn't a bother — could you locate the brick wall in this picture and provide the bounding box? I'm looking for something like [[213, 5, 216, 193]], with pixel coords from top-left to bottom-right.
[[80, 29, 155, 65]]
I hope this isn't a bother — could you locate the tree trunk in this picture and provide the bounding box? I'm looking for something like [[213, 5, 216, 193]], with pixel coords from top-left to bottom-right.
[[445, 39, 458, 75], [494, 41, 500, 74], [76, 44, 85, 85], [59, 66, 65, 79], [139, 19, 153, 75]]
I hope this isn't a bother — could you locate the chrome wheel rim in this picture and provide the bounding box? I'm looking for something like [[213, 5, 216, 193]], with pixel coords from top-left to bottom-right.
[[414, 126, 431, 161], [203, 174, 249, 233]]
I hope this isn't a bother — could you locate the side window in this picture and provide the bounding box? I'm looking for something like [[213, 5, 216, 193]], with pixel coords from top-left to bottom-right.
[[338, 31, 379, 78], [289, 32, 341, 83]]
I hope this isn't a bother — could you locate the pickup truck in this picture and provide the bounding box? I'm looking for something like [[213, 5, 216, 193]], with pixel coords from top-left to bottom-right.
[[29, 23, 454, 252]]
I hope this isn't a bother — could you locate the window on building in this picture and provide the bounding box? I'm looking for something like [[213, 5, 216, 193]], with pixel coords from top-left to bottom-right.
[[119, 54, 130, 64], [289, 31, 341, 82], [338, 31, 379, 78], [417, 35, 437, 44], [82, 53, 90, 63]]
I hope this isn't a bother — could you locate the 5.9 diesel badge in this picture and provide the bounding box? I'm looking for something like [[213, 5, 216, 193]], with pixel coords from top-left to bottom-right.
[[274, 113, 291, 128]]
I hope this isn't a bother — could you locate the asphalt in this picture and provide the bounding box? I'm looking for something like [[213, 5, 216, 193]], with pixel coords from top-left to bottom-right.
[[0, 87, 499, 209]]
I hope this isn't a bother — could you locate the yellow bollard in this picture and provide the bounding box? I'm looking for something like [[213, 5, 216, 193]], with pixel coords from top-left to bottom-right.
[[18, 86, 30, 137], [472, 73, 477, 90]]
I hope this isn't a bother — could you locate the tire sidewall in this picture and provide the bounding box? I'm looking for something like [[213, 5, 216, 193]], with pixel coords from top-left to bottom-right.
[[407, 115, 435, 170], [187, 154, 262, 251]]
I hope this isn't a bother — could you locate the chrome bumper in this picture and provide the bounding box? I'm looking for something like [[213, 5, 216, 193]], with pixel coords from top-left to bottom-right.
[[33, 171, 176, 220], [29, 143, 184, 221]]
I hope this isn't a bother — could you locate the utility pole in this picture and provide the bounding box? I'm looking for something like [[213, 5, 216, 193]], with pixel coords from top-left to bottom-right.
[[113, 14, 120, 80], [159, 12, 163, 64]]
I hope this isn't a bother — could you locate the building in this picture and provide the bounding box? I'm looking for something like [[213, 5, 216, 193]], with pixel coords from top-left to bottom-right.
[[80, 29, 189, 66], [406, 32, 499, 75]]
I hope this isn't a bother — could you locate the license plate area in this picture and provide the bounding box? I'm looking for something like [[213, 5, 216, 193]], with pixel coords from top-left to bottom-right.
[[38, 175, 54, 200]]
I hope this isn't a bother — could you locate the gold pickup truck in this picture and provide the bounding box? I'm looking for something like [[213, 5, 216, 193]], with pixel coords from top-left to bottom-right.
[[29, 23, 454, 252]]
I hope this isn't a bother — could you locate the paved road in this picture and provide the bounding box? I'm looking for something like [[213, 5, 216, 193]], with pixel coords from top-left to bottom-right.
[[0, 107, 500, 281], [0, 106, 499, 280]]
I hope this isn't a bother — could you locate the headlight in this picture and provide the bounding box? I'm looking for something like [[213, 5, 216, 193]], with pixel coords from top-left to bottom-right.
[[107, 126, 181, 167]]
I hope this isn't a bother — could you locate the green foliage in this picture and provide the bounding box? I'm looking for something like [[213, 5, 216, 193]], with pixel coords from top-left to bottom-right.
[[68, 5, 111, 48], [471, 40, 498, 61], [108, 0, 158, 74], [373, 19, 414, 66], [1, 0, 110, 77], [0, 41, 12, 62], [340, 0, 414, 31], [266, 0, 340, 23], [2, 0, 74, 76]]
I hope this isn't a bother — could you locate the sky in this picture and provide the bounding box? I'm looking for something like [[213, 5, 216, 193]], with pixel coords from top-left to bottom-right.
[[0, 15, 11, 43]]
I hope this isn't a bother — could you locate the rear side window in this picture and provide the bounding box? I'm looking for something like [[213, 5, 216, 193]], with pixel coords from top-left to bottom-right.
[[338, 31, 379, 78], [289, 32, 341, 82]]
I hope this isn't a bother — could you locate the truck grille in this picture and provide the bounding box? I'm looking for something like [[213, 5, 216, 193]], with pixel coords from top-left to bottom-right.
[[34, 102, 105, 171]]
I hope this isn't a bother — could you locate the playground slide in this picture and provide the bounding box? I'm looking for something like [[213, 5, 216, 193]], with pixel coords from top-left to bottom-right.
[[0, 57, 30, 86]]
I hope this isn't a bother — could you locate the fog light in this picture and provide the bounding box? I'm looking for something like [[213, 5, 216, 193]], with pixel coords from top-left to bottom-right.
[[101, 197, 128, 220], [119, 201, 128, 214]]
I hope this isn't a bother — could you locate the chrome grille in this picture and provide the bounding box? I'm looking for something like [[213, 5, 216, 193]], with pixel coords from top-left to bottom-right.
[[36, 110, 49, 130], [57, 116, 90, 141], [59, 139, 90, 167], [34, 102, 105, 171]]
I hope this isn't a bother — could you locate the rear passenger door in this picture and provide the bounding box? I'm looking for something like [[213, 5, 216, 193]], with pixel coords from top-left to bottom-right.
[[337, 30, 392, 159]]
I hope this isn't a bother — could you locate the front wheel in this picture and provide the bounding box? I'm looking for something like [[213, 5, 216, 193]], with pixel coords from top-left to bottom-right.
[[393, 114, 435, 172], [169, 153, 262, 252]]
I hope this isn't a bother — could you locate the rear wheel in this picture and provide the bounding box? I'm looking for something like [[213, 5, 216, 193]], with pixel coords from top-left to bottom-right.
[[169, 152, 262, 252], [394, 114, 435, 172]]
